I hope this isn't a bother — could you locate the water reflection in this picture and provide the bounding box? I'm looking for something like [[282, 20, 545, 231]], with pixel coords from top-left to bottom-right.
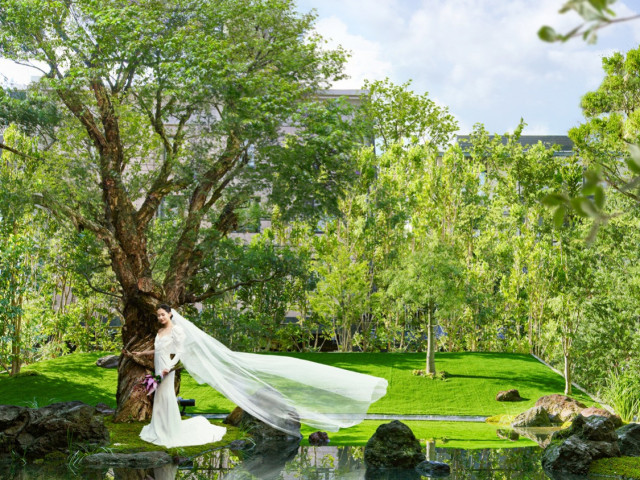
[[0, 444, 621, 479]]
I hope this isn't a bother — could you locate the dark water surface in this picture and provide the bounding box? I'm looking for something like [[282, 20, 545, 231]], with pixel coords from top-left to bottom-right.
[[0, 445, 629, 480]]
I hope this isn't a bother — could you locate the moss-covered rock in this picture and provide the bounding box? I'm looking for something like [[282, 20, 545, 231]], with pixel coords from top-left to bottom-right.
[[364, 420, 424, 469]]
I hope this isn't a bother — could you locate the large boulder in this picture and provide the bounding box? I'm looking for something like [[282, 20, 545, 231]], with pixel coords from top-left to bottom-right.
[[542, 415, 620, 475], [580, 407, 622, 428], [535, 395, 586, 423], [551, 414, 618, 443], [96, 355, 119, 369], [496, 389, 522, 402], [224, 406, 300, 441], [0, 401, 109, 459], [617, 423, 640, 456], [364, 420, 424, 469], [511, 406, 552, 427]]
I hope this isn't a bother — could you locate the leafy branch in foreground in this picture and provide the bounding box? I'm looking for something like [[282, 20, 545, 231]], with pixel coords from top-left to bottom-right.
[[543, 46, 640, 240], [538, 0, 640, 44]]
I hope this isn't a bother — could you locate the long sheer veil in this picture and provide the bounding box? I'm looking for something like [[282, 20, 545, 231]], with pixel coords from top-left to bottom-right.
[[171, 311, 387, 437]]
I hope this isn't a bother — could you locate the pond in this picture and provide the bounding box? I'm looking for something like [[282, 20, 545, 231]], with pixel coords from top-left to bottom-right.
[[0, 444, 627, 480]]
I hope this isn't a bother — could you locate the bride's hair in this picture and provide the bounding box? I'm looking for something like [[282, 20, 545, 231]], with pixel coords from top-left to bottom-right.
[[158, 304, 173, 318]]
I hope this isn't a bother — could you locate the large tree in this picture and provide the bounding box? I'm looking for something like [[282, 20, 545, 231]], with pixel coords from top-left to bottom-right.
[[0, 0, 353, 421]]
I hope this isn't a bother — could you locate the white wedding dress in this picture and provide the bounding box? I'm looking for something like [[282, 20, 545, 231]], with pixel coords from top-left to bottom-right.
[[140, 324, 227, 447], [140, 311, 388, 445]]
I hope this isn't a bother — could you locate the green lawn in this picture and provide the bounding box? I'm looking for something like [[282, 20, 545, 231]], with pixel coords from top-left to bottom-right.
[[0, 351, 596, 450], [0, 351, 593, 415]]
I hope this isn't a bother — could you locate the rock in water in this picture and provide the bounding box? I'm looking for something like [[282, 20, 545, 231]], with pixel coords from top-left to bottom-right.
[[617, 423, 640, 456], [0, 401, 109, 459], [580, 407, 622, 428], [511, 406, 552, 427], [309, 431, 330, 445], [542, 415, 620, 475], [364, 420, 424, 469]]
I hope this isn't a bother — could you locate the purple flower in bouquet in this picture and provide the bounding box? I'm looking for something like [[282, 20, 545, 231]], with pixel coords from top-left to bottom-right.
[[142, 374, 163, 396]]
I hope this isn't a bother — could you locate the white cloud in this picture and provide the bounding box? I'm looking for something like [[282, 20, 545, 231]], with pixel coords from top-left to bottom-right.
[[313, 16, 393, 88], [298, 0, 637, 134]]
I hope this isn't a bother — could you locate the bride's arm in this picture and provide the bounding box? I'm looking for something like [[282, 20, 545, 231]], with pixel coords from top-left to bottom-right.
[[167, 325, 186, 369]]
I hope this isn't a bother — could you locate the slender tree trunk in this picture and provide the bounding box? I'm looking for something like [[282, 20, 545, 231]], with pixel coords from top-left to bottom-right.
[[564, 352, 572, 396], [426, 307, 436, 375], [10, 293, 23, 376]]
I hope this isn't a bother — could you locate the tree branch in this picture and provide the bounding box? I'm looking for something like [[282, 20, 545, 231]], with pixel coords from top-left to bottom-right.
[[163, 141, 244, 302], [186, 272, 280, 303], [78, 270, 124, 299], [135, 104, 195, 232], [33, 191, 116, 245], [0, 142, 37, 160]]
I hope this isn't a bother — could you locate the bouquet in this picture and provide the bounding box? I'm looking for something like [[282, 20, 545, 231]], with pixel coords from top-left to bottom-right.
[[141, 374, 163, 396]]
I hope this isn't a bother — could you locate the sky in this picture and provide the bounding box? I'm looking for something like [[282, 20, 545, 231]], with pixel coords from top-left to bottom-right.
[[295, 0, 640, 135], [1, 1, 639, 136]]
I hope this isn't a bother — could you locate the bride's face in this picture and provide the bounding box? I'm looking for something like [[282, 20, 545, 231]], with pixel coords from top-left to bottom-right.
[[157, 309, 172, 327]]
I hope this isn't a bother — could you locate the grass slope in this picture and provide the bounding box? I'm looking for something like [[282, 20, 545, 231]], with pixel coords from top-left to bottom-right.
[[0, 351, 593, 415], [0, 351, 596, 450]]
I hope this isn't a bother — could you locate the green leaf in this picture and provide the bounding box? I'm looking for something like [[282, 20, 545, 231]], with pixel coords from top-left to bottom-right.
[[588, 0, 608, 12], [553, 206, 566, 228], [538, 26, 559, 42], [571, 197, 598, 217], [594, 186, 605, 209], [626, 143, 640, 173], [542, 192, 569, 206]]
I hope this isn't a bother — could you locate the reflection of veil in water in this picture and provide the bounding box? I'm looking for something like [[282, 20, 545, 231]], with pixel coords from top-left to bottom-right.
[[152, 464, 178, 480], [172, 311, 388, 436]]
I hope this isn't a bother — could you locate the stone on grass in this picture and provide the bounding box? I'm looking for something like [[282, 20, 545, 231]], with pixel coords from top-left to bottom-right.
[[511, 406, 551, 427], [496, 389, 522, 402], [535, 395, 586, 423], [95, 403, 116, 416], [364, 420, 424, 469], [96, 355, 119, 369], [617, 423, 640, 457]]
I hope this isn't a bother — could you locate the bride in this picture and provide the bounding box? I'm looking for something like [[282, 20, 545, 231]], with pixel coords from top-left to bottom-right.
[[125, 304, 388, 448], [124, 304, 226, 447]]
